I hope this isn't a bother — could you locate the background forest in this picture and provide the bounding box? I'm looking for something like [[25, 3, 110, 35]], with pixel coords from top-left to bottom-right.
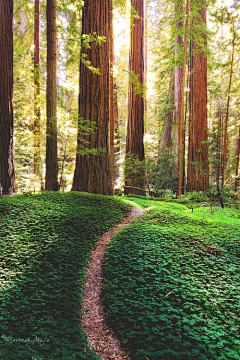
[[0, 0, 239, 199]]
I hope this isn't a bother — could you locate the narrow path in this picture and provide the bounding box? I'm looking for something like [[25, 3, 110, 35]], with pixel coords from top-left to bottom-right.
[[82, 207, 146, 360]]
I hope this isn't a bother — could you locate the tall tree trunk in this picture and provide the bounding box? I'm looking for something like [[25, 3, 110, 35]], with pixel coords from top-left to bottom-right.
[[174, 0, 183, 173], [109, 0, 115, 193], [177, 0, 189, 199], [33, 0, 41, 179], [235, 122, 240, 191], [125, 0, 145, 195], [222, 26, 235, 188], [187, 3, 209, 192], [109, 7, 120, 186], [0, 1, 15, 195], [113, 82, 120, 177], [45, 0, 58, 191], [72, 0, 113, 195], [144, 0, 148, 132], [182, 67, 189, 194], [216, 102, 223, 187]]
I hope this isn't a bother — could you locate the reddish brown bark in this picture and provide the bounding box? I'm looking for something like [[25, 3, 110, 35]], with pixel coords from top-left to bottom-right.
[[72, 0, 113, 195], [187, 5, 209, 192], [144, 0, 148, 131], [0, 1, 15, 195], [235, 122, 240, 190], [33, 0, 41, 178], [174, 0, 183, 173], [125, 0, 145, 195], [45, 0, 58, 191], [216, 102, 223, 186], [109, 1, 115, 193], [177, 0, 189, 198]]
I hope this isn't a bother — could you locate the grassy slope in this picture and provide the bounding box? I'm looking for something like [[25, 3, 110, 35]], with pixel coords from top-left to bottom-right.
[[0, 192, 130, 360], [103, 198, 240, 360]]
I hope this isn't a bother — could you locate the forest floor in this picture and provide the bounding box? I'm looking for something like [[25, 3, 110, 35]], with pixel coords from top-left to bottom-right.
[[0, 192, 131, 360], [82, 207, 146, 360], [1, 192, 239, 360]]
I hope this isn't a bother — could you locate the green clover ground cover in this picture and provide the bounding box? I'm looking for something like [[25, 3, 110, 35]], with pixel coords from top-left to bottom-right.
[[103, 199, 240, 360], [0, 192, 130, 360]]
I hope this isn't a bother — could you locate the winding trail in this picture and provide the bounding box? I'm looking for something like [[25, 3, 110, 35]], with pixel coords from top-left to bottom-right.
[[82, 207, 146, 360]]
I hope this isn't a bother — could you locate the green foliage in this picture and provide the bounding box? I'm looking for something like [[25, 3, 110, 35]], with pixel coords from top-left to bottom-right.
[[113, 0, 127, 14], [0, 192, 130, 360], [103, 199, 240, 360], [124, 153, 146, 193], [145, 151, 178, 193], [129, 70, 145, 96]]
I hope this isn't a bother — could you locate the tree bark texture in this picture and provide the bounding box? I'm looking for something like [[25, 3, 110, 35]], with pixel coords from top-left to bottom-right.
[[33, 0, 41, 178], [222, 27, 235, 188], [177, 0, 189, 198], [187, 5, 209, 192], [174, 0, 183, 173], [216, 102, 223, 187], [235, 122, 240, 191], [72, 0, 113, 195], [0, 0, 15, 195], [45, 0, 58, 191], [125, 0, 145, 195], [109, 1, 115, 192], [144, 0, 148, 132]]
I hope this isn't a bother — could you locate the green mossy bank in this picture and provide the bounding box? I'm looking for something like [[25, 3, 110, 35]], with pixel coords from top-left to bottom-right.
[[0, 192, 130, 360], [103, 199, 240, 360]]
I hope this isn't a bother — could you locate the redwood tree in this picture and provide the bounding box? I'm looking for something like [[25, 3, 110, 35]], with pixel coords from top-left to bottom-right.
[[174, 0, 183, 173], [109, 0, 115, 192], [72, 0, 113, 195], [0, 1, 15, 195], [187, 3, 209, 192], [177, 0, 189, 198], [235, 122, 240, 190], [33, 0, 41, 179], [45, 0, 58, 191], [125, 0, 145, 195]]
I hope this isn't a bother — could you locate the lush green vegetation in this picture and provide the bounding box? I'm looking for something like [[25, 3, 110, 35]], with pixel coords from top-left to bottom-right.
[[0, 192, 130, 360], [104, 198, 240, 360]]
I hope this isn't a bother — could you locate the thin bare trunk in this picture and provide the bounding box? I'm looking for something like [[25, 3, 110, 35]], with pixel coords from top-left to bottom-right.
[[144, 0, 148, 132], [235, 122, 240, 191], [216, 102, 223, 186], [174, 1, 183, 173], [222, 26, 236, 188], [177, 0, 189, 199], [182, 66, 189, 194]]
